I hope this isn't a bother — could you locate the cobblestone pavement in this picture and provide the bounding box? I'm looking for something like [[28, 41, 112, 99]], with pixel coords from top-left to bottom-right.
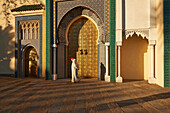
[[0, 76, 170, 113]]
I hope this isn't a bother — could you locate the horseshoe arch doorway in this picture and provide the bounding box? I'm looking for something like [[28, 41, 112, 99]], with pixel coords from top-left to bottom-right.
[[67, 17, 98, 78]]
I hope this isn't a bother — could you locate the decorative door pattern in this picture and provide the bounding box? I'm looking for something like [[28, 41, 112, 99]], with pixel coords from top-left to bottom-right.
[[68, 17, 98, 78]]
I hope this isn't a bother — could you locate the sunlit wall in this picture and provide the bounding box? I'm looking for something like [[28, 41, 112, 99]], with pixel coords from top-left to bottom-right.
[[0, 0, 45, 75]]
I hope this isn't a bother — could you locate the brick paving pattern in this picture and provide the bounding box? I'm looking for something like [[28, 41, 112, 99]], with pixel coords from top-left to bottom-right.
[[0, 76, 170, 113]]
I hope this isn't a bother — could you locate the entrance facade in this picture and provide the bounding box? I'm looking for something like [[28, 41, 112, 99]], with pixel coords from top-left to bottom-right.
[[10, 0, 168, 87], [67, 17, 98, 78]]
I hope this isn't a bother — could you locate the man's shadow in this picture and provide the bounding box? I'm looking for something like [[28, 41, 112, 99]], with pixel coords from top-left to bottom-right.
[[100, 63, 106, 80]]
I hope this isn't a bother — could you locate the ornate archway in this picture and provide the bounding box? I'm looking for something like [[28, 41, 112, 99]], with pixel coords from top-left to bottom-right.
[[58, 6, 104, 44], [57, 6, 105, 79]]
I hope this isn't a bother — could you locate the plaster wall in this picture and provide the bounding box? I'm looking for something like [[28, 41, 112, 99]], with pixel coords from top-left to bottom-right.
[[0, 0, 45, 75], [155, 0, 164, 87], [125, 0, 149, 29]]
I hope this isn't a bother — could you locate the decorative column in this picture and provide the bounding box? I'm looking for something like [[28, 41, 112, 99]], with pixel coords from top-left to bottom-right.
[[52, 44, 57, 80], [116, 0, 123, 83], [52, 1, 57, 80], [46, 0, 52, 80], [30, 27, 32, 39], [105, 42, 110, 82], [22, 28, 25, 40], [148, 40, 156, 83], [110, 0, 116, 82], [116, 43, 123, 82]]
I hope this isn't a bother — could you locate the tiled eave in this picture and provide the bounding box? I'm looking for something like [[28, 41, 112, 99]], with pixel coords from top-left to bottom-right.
[[11, 4, 44, 12]]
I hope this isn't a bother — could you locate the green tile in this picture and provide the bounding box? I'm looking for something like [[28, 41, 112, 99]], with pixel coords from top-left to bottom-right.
[[110, 0, 116, 82]]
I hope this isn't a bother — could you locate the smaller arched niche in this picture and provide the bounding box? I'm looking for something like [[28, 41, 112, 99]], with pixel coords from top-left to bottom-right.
[[23, 46, 38, 78]]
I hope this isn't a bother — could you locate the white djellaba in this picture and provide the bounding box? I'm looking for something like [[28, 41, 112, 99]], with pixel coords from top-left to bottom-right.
[[71, 57, 81, 83]]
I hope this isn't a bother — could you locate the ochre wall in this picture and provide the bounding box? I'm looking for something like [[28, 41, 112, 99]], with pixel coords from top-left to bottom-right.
[[121, 34, 149, 80], [155, 0, 164, 87], [0, 0, 45, 75]]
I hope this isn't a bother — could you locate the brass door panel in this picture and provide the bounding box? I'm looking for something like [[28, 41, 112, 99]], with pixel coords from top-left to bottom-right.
[[68, 17, 98, 78]]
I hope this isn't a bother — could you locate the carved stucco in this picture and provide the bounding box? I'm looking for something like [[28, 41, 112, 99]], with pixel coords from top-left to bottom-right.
[[125, 30, 149, 39]]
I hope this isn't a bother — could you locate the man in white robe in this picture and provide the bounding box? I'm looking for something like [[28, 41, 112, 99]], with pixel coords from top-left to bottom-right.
[[71, 57, 81, 83]]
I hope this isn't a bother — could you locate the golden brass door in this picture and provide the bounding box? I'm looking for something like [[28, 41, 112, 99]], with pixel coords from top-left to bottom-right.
[[68, 17, 98, 78]]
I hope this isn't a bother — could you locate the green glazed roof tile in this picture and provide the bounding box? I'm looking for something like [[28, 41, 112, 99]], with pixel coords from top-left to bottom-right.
[[11, 4, 44, 12]]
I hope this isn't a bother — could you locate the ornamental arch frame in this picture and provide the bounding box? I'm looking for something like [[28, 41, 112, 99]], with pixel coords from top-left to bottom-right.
[[57, 6, 105, 45]]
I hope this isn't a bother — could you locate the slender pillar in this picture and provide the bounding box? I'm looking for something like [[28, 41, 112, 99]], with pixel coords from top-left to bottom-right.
[[105, 42, 110, 82], [116, 45, 123, 82], [52, 44, 57, 80], [116, 0, 123, 82], [148, 44, 156, 83], [30, 28, 32, 39], [22, 29, 25, 40], [150, 45, 154, 78], [118, 46, 121, 78], [106, 43, 109, 76]]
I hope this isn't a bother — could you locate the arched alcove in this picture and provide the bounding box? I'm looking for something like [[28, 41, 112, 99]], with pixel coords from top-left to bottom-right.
[[121, 33, 149, 81], [23, 46, 38, 78]]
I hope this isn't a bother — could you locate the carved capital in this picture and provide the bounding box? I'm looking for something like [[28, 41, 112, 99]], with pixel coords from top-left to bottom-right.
[[116, 41, 122, 46], [149, 40, 156, 45]]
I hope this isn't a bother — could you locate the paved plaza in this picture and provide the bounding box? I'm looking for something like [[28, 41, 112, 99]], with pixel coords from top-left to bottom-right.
[[0, 76, 170, 113]]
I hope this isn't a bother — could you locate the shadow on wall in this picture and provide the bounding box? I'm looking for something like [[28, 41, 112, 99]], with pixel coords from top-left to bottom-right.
[[100, 62, 106, 80], [0, 25, 15, 75]]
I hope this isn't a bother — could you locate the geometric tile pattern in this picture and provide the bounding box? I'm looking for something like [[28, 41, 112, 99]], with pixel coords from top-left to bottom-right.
[[56, 0, 105, 26], [53, 0, 56, 43], [110, 0, 116, 82], [57, 7, 105, 44], [56, 6, 105, 79], [164, 0, 170, 87], [53, 0, 110, 80], [46, 0, 51, 80], [104, 0, 110, 42], [53, 0, 111, 42]]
